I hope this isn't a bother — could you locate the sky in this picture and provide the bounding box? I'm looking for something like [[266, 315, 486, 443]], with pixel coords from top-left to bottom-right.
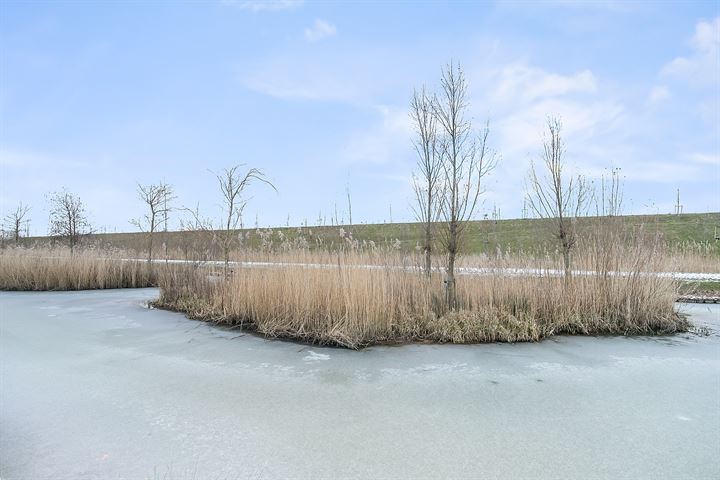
[[1, 0, 718, 235]]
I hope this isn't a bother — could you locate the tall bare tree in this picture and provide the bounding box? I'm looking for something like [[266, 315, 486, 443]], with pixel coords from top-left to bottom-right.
[[526, 117, 592, 282], [48, 190, 91, 253], [433, 62, 497, 308], [410, 86, 442, 277], [3, 203, 31, 245], [131, 182, 175, 265], [216, 165, 276, 275]]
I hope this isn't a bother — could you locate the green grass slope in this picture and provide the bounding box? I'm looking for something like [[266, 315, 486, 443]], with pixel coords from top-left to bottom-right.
[[18, 212, 720, 257]]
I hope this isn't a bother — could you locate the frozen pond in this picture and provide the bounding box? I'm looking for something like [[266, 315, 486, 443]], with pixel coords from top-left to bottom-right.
[[1, 289, 719, 479]]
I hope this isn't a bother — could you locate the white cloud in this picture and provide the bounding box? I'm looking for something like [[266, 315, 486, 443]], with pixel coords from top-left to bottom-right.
[[220, 0, 303, 12], [469, 62, 621, 176], [0, 148, 90, 169], [486, 63, 597, 104], [534, 0, 638, 11], [304, 19, 337, 42], [686, 152, 720, 166], [615, 161, 706, 183], [238, 47, 395, 102], [647, 85, 670, 105], [661, 17, 719, 86], [240, 59, 358, 101], [343, 105, 412, 164]]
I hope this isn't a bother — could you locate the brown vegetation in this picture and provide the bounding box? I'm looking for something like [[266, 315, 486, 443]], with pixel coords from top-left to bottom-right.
[[0, 248, 154, 291], [154, 232, 687, 349]]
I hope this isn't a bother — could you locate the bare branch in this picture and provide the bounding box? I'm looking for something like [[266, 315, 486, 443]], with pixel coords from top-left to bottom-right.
[[131, 181, 175, 264], [431, 61, 497, 307], [3, 203, 31, 245], [524, 116, 591, 281], [47, 189, 92, 252]]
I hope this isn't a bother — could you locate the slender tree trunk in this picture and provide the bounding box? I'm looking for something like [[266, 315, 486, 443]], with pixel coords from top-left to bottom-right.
[[146, 209, 157, 267], [446, 249, 456, 310], [424, 227, 432, 278], [424, 189, 432, 277], [446, 220, 458, 309], [562, 244, 571, 283]]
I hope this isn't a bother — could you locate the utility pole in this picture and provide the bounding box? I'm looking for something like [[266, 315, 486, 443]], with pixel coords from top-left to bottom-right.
[[675, 188, 683, 215], [346, 184, 352, 226]]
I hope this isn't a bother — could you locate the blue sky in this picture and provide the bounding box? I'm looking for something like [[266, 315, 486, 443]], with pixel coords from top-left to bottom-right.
[[1, 0, 718, 234]]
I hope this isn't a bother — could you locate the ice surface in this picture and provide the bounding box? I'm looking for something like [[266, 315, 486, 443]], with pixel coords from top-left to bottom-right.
[[1, 289, 718, 479]]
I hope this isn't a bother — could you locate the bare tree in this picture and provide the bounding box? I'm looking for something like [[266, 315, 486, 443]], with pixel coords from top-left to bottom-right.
[[130, 182, 175, 265], [3, 203, 31, 245], [526, 117, 592, 282], [215, 165, 276, 275], [48, 190, 92, 252], [410, 86, 442, 277], [433, 62, 497, 308]]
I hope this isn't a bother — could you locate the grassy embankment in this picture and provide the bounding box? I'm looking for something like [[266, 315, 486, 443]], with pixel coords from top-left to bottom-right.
[[17, 212, 720, 270]]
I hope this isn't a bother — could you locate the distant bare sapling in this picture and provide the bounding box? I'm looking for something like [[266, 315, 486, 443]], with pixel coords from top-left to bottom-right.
[[3, 203, 31, 245], [410, 86, 442, 277], [526, 117, 592, 281], [48, 190, 92, 252], [131, 182, 175, 265], [216, 165, 276, 274]]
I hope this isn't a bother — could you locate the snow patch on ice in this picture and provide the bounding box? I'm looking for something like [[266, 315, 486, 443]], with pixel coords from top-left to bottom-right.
[[303, 351, 330, 362]]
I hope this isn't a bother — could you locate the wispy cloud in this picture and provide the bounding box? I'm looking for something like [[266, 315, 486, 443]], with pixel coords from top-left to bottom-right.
[[0, 148, 91, 169], [662, 16, 719, 86], [647, 85, 670, 105], [532, 0, 638, 11], [343, 105, 412, 164], [237, 47, 397, 102], [686, 152, 720, 166], [485, 63, 597, 104], [239, 60, 358, 101], [304, 19, 337, 42], [220, 0, 303, 13]]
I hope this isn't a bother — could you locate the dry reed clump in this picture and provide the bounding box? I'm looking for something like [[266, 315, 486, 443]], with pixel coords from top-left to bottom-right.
[[156, 236, 688, 349], [0, 247, 155, 291]]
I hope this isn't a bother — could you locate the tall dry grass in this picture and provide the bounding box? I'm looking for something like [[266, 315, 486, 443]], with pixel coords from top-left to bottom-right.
[[0, 247, 155, 291], [0, 232, 692, 347], [156, 232, 687, 348]]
